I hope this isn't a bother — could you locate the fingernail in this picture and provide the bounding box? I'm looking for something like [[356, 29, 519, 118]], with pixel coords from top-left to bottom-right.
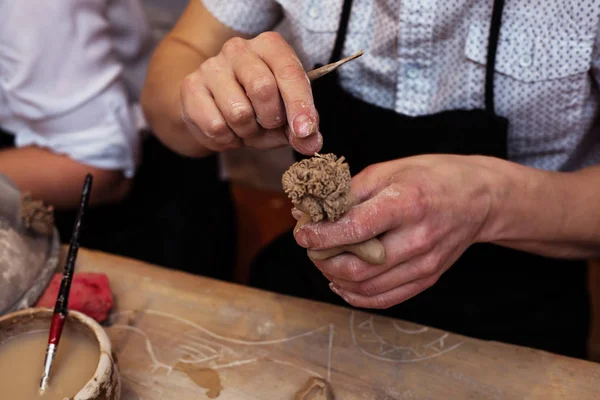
[[329, 282, 341, 295], [329, 283, 350, 302], [291, 208, 303, 220], [295, 233, 309, 248], [292, 114, 315, 138]]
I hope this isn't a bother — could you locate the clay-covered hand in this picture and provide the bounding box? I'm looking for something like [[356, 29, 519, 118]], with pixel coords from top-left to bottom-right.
[[180, 32, 322, 155], [293, 210, 386, 265], [293, 155, 495, 309]]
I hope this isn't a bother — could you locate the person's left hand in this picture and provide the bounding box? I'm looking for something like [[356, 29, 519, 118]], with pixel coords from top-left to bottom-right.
[[293, 154, 499, 309]]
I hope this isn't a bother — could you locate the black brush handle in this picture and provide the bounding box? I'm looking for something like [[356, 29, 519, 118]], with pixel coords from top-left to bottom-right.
[[53, 173, 93, 316]]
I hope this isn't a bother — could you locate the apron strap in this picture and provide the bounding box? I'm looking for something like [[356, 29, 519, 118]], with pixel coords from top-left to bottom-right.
[[485, 0, 506, 114], [329, 0, 354, 64], [330, 0, 506, 115]]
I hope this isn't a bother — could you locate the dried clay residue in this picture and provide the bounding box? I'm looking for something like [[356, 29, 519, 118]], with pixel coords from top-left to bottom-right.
[[176, 362, 223, 398], [20, 193, 54, 236], [295, 377, 335, 400]]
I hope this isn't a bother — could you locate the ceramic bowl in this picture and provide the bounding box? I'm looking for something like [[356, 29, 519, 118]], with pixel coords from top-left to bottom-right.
[[0, 307, 120, 400]]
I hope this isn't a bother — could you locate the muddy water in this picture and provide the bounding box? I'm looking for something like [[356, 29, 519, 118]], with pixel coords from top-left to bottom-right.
[[0, 328, 99, 399]]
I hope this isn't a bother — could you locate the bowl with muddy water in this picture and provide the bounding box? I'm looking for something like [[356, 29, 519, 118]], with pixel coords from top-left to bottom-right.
[[0, 307, 120, 400]]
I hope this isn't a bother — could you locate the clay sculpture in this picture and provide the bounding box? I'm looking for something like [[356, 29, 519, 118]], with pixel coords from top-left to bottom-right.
[[282, 153, 386, 265]]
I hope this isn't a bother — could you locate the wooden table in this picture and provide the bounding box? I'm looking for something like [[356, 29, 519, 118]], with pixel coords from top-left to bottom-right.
[[73, 248, 600, 399]]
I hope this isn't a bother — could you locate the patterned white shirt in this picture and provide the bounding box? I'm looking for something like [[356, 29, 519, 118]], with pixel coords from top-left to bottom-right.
[[202, 0, 600, 172]]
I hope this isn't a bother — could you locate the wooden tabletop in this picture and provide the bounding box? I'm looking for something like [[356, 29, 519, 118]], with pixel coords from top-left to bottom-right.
[[72, 248, 600, 400]]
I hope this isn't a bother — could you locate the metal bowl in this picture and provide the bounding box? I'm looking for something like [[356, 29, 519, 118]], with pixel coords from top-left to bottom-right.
[[0, 174, 60, 316]]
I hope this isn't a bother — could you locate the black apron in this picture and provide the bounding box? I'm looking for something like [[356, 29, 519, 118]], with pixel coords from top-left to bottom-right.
[[250, 0, 590, 359]]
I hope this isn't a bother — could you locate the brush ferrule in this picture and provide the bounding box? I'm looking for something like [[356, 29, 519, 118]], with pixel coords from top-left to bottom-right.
[[39, 343, 57, 392]]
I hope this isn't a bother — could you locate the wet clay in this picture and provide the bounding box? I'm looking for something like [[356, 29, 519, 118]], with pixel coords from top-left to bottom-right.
[[176, 362, 223, 399], [20, 193, 54, 236], [0, 327, 99, 400], [283, 153, 386, 265], [295, 377, 334, 400]]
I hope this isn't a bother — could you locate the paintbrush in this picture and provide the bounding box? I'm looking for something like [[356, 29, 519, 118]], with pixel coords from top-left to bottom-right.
[[307, 50, 364, 81], [39, 174, 93, 394]]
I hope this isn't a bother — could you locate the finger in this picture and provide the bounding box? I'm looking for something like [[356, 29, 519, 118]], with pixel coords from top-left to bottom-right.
[[250, 32, 315, 137], [311, 226, 433, 282], [224, 38, 286, 131], [295, 187, 398, 250], [322, 272, 336, 282], [314, 251, 391, 282], [308, 246, 346, 261], [180, 72, 241, 149], [347, 163, 393, 205], [329, 273, 440, 309], [279, 123, 323, 156], [309, 240, 386, 265], [288, 131, 324, 156], [291, 208, 304, 221], [296, 181, 427, 250], [183, 119, 242, 152], [328, 252, 437, 296], [250, 32, 323, 154], [202, 56, 261, 139], [242, 126, 289, 149]]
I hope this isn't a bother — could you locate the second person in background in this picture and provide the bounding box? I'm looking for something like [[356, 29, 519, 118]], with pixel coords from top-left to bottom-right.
[[0, 0, 236, 281]]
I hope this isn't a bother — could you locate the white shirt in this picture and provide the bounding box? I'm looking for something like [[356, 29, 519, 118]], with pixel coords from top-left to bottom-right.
[[203, 0, 600, 172], [0, 1, 153, 178]]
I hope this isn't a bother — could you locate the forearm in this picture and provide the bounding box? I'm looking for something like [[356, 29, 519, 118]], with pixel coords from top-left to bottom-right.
[[476, 156, 600, 258], [140, 0, 244, 158], [141, 36, 211, 158], [0, 146, 131, 210]]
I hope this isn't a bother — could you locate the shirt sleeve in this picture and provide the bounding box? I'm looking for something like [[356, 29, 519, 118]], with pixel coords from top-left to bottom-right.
[[0, 0, 145, 178], [201, 0, 283, 36]]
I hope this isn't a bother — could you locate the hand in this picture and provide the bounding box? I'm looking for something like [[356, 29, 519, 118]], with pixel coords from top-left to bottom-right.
[[293, 155, 496, 309], [180, 32, 322, 154]]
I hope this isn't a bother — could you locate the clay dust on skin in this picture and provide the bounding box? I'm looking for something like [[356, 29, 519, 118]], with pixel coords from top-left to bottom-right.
[[283, 153, 386, 264], [340, 184, 416, 239]]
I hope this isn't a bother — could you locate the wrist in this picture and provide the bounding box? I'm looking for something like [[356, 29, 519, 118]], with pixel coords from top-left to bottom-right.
[[473, 156, 581, 245], [461, 155, 600, 257], [469, 156, 532, 244]]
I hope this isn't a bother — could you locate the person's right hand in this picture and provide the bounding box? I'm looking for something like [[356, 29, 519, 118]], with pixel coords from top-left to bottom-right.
[[180, 32, 323, 155]]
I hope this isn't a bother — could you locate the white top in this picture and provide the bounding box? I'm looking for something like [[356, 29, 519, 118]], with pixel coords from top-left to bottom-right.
[[0, 0, 153, 178], [203, 0, 600, 172]]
